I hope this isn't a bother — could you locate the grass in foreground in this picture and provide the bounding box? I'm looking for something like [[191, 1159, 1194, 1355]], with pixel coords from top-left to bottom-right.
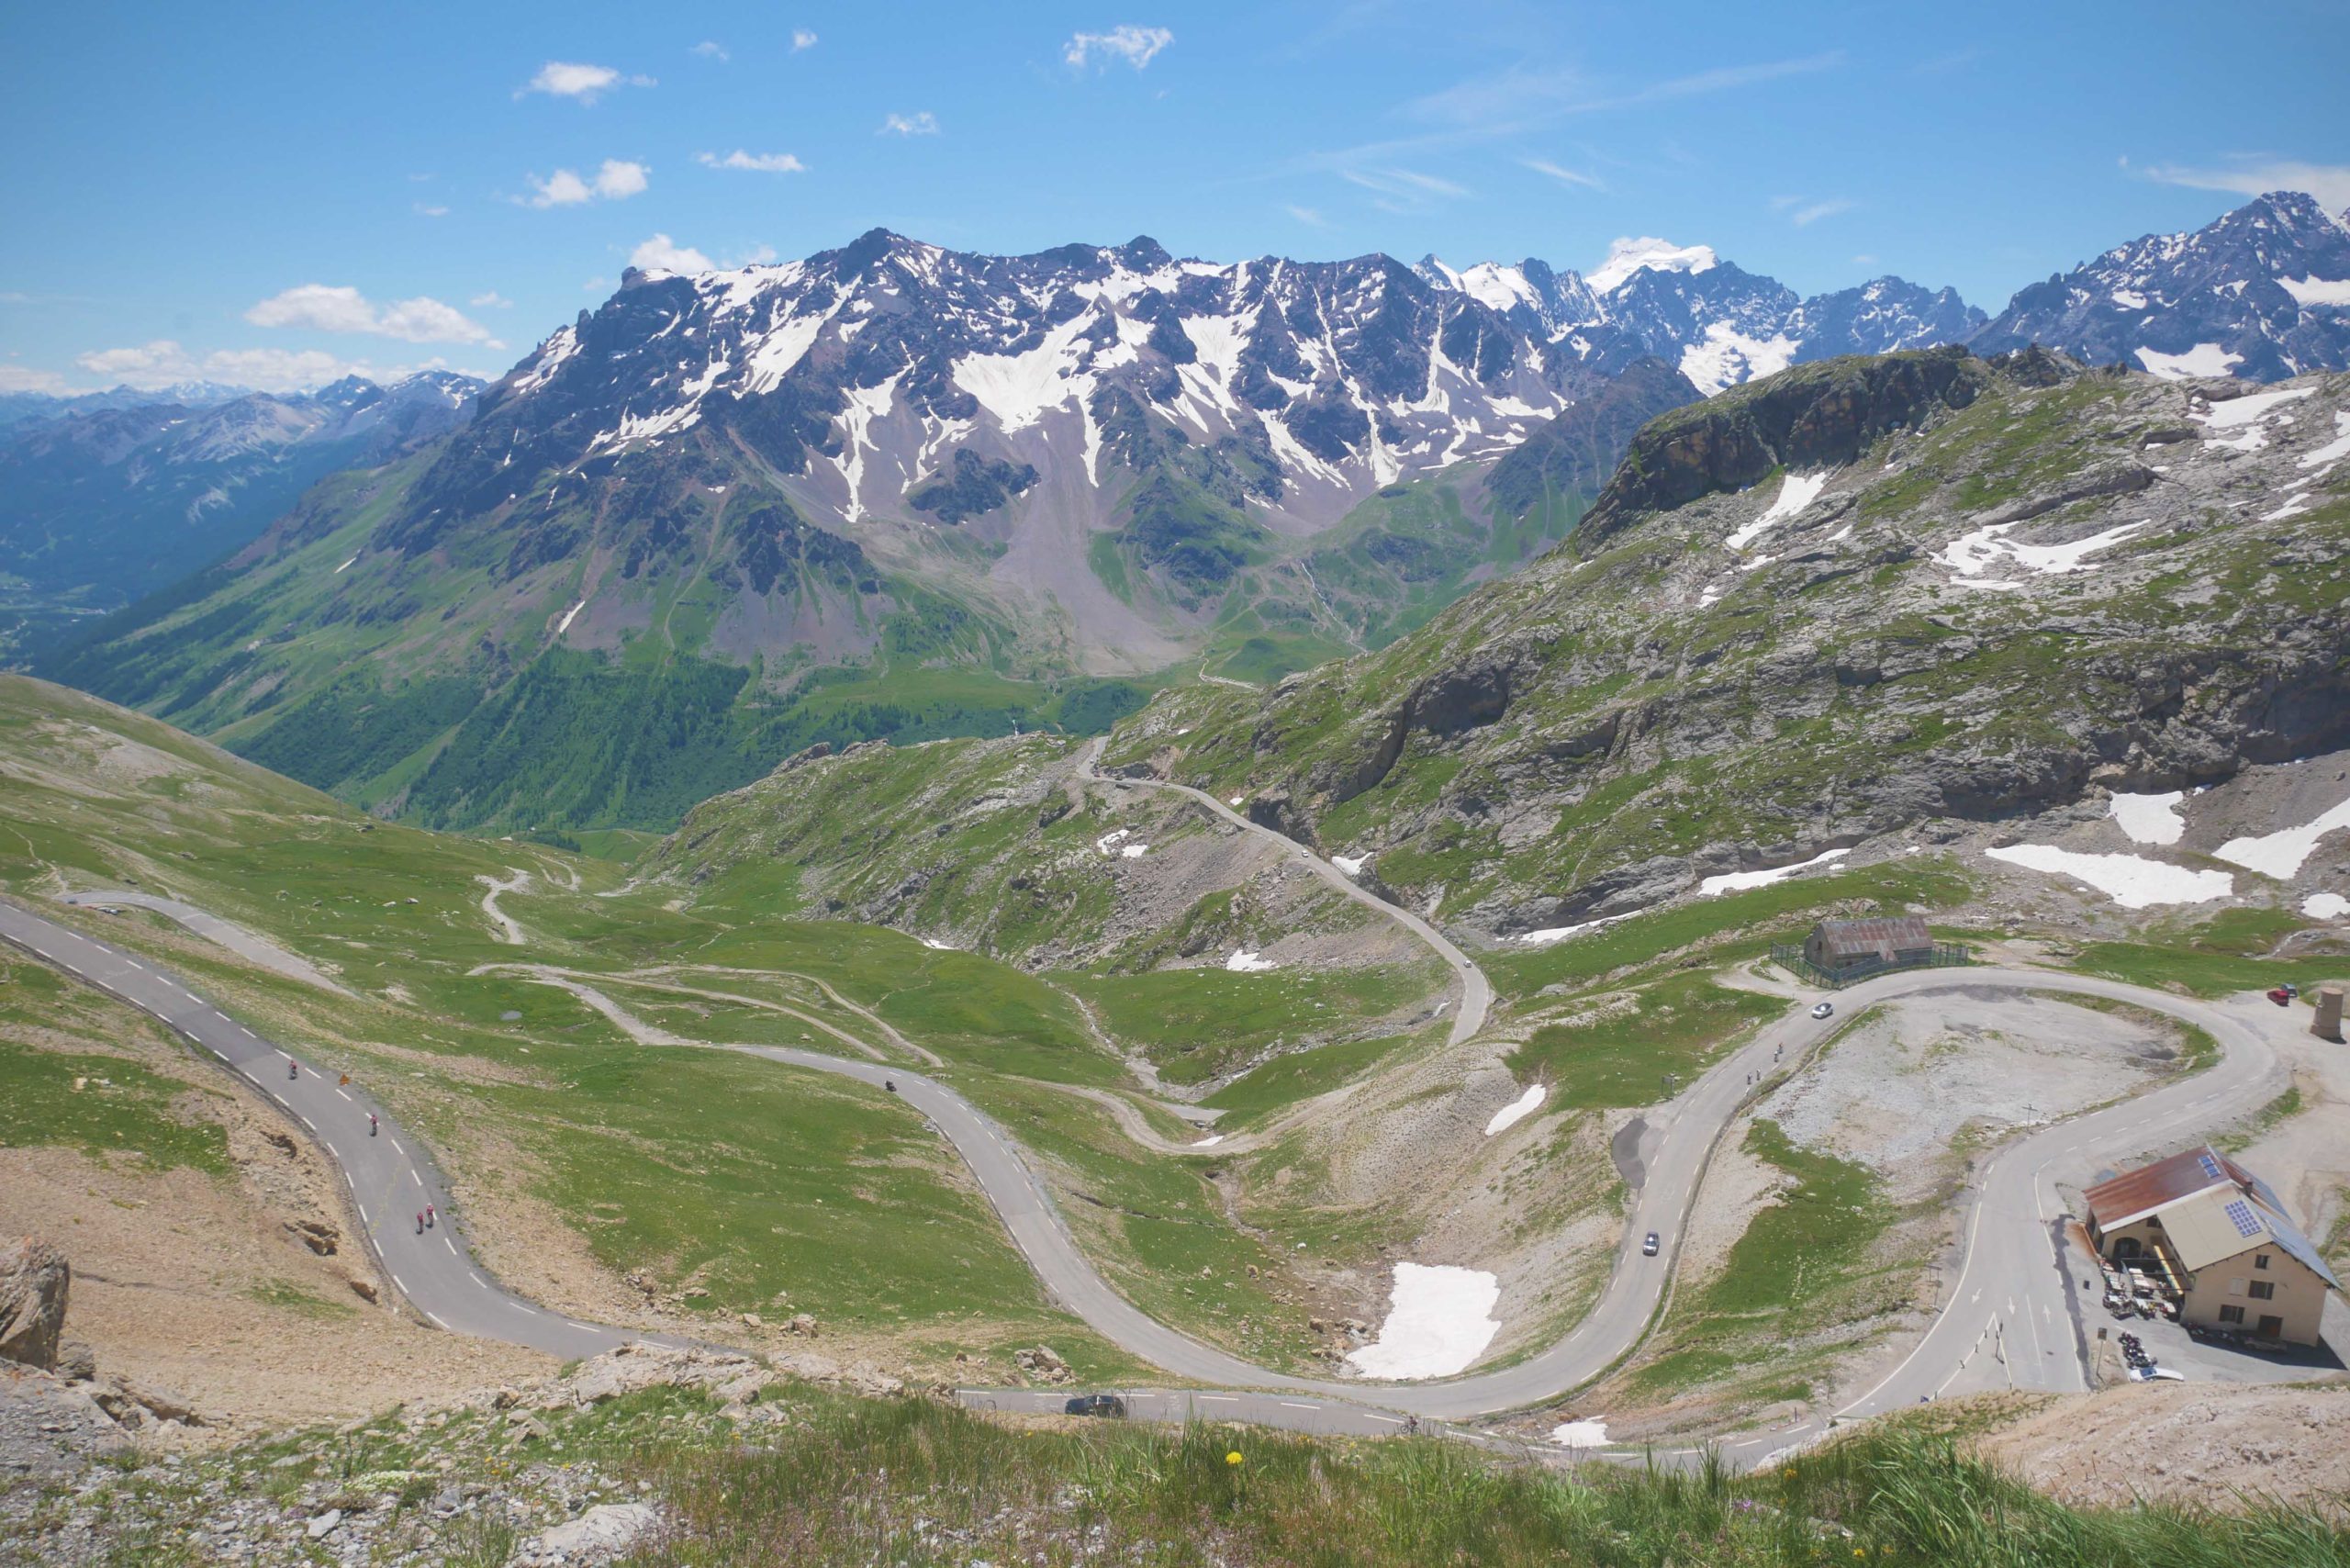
[[631, 1386, 2350, 1566]]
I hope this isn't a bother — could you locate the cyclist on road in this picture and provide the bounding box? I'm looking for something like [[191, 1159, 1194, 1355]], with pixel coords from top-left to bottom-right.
[[415, 1212, 424, 1235], [369, 1112, 378, 1137], [425, 1204, 435, 1229], [287, 1057, 298, 1081]]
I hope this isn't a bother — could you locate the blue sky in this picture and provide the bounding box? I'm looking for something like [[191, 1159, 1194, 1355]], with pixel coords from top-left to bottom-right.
[[5, 0, 2345, 394]]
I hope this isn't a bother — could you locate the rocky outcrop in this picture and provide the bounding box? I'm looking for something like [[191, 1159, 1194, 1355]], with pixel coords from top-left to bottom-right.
[[1141, 353, 2350, 935], [1582, 346, 1993, 540], [0, 1238, 69, 1370]]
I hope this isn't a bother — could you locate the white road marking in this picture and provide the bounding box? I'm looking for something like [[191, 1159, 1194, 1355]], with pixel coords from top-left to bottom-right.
[[444, 1237, 458, 1255], [425, 1311, 450, 1329], [392, 1273, 408, 1294], [469, 1271, 486, 1287], [1367, 1414, 1404, 1426], [411, 1170, 423, 1188], [334, 1087, 351, 1102], [1199, 1394, 1238, 1403], [1280, 1401, 1319, 1410]]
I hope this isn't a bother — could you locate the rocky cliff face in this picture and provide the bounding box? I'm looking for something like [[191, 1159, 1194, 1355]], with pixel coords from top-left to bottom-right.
[[1107, 351, 2350, 935]]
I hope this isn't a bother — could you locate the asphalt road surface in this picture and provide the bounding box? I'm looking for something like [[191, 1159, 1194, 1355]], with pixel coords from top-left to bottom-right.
[[1080, 739, 1493, 1047], [0, 901, 651, 1362], [0, 888, 2295, 1465]]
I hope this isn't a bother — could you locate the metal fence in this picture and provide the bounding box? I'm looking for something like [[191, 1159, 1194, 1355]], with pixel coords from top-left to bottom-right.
[[1767, 941, 1973, 990]]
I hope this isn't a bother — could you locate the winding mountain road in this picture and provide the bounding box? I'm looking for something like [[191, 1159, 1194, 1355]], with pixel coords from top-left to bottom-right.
[[0, 901, 643, 1362], [0, 842, 2301, 1464], [1078, 740, 1492, 1047]]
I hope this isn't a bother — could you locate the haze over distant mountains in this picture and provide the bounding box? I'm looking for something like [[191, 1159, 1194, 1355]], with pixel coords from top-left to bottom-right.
[[0, 372, 479, 652]]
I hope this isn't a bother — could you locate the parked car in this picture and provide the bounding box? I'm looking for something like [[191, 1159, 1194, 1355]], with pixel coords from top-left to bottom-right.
[[2266, 985, 2298, 1006], [1064, 1394, 1127, 1418], [1811, 1002, 1834, 1020], [1642, 1232, 1661, 1257]]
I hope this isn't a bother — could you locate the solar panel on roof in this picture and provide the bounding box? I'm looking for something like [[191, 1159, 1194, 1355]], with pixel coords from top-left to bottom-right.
[[2198, 1152, 2224, 1182], [2223, 1199, 2264, 1238]]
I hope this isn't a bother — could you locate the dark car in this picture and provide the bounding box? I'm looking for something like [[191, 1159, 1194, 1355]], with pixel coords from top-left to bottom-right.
[[1064, 1393, 1128, 1418], [1642, 1232, 1661, 1257]]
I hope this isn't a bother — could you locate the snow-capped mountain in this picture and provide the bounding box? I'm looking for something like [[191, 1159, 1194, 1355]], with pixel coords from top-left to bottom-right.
[[1416, 239, 1985, 394], [421, 230, 1608, 559], [1969, 191, 2350, 380], [0, 370, 484, 644]]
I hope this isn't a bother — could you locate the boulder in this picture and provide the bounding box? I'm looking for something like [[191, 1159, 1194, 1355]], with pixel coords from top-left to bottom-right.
[[519, 1502, 660, 1563], [1013, 1345, 1073, 1385], [560, 1343, 767, 1407], [55, 1338, 96, 1382], [0, 1238, 70, 1369]]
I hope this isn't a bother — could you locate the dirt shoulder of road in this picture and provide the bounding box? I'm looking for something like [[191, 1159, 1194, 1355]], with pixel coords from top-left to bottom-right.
[[1970, 1381, 2350, 1513]]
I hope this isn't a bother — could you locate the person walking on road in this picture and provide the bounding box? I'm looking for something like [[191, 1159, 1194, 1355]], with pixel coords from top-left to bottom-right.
[[425, 1204, 435, 1229], [369, 1112, 378, 1137], [415, 1212, 424, 1235]]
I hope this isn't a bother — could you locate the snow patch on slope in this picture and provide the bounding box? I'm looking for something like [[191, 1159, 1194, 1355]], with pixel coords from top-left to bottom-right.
[[1483, 1083, 1547, 1137], [1986, 845, 2232, 908], [1699, 848, 1848, 896], [1726, 471, 1828, 551], [1345, 1263, 1502, 1380], [1680, 322, 1800, 396], [2109, 791, 2186, 846], [2214, 795, 2350, 879], [2137, 343, 2243, 380]]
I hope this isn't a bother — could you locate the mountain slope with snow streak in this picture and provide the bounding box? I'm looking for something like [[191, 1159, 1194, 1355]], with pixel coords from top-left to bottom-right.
[[1970, 191, 2350, 382]]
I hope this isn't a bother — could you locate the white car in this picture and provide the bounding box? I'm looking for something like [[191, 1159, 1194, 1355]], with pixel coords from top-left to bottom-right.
[[1810, 1002, 1834, 1020]]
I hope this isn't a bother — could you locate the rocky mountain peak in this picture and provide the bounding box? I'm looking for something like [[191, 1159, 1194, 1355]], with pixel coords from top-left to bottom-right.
[[1969, 189, 2350, 381]]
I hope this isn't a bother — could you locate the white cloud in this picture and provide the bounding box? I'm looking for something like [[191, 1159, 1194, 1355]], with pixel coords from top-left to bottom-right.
[[697, 150, 807, 174], [0, 364, 70, 395], [691, 40, 729, 62], [524, 159, 648, 207], [71, 340, 478, 395], [1340, 167, 1469, 214], [2141, 158, 2350, 213], [413, 202, 450, 218], [630, 233, 714, 274], [1064, 25, 1172, 71], [791, 28, 818, 50], [1285, 204, 1330, 228], [1522, 157, 1605, 191], [727, 243, 780, 267], [470, 291, 513, 308], [520, 62, 653, 102], [243, 285, 502, 346], [595, 159, 648, 198], [880, 110, 939, 136], [527, 169, 595, 207], [1787, 197, 1854, 226]]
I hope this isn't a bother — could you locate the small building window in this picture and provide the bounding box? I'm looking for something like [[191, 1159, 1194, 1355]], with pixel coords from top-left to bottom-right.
[[2218, 1305, 2245, 1324], [2255, 1254, 2270, 1271], [2249, 1281, 2276, 1301]]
